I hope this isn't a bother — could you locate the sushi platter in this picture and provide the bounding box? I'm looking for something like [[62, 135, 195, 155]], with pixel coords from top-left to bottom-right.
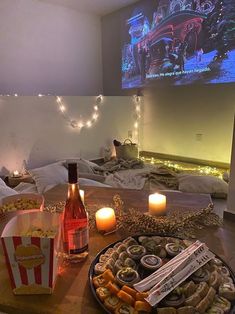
[[89, 235, 235, 314]]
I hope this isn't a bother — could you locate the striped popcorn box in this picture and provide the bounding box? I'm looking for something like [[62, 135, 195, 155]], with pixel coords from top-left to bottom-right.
[[1, 211, 61, 295]]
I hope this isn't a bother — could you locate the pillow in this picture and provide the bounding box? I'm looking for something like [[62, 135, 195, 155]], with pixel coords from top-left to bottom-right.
[[177, 174, 228, 198], [14, 182, 38, 194], [79, 178, 110, 188], [0, 179, 18, 201], [0, 178, 7, 186], [29, 161, 68, 194]]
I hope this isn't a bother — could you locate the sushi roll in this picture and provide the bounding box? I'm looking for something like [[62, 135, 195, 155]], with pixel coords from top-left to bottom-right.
[[212, 295, 231, 313], [219, 282, 235, 301], [99, 254, 110, 263], [219, 266, 230, 278], [119, 251, 129, 262], [165, 243, 184, 257], [123, 237, 138, 247], [114, 259, 125, 274], [111, 251, 119, 262], [114, 303, 136, 314], [209, 270, 222, 290], [164, 288, 185, 308], [123, 258, 137, 269], [117, 244, 127, 255], [94, 262, 107, 275], [127, 245, 146, 260], [104, 295, 121, 312], [195, 287, 216, 313], [185, 292, 201, 307], [196, 282, 209, 298], [182, 281, 197, 298], [134, 300, 152, 312], [191, 268, 210, 283], [96, 286, 111, 301], [116, 267, 140, 287], [117, 290, 135, 306], [140, 255, 163, 271]]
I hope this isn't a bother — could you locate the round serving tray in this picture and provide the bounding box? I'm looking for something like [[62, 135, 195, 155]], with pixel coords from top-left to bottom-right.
[[89, 234, 235, 314]]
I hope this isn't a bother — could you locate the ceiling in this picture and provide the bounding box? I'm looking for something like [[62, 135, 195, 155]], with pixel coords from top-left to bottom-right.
[[38, 0, 139, 16]]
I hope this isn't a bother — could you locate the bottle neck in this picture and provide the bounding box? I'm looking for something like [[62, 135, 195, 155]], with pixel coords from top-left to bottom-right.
[[67, 183, 80, 200]]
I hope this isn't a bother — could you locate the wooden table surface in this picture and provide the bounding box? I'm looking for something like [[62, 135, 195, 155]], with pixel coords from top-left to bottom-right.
[[0, 185, 234, 314]]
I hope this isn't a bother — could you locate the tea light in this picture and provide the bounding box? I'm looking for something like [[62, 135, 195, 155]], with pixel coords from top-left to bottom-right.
[[79, 189, 85, 203], [149, 193, 167, 216], [96, 207, 116, 233], [12, 170, 22, 178]]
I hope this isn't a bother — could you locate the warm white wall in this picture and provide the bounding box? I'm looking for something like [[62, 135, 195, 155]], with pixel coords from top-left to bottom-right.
[[0, 96, 136, 175], [142, 87, 235, 164], [0, 0, 102, 95]]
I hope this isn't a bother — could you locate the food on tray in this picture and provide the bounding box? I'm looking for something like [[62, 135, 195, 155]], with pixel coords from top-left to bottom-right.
[[117, 290, 135, 305], [134, 300, 152, 312], [122, 286, 137, 299], [15, 244, 45, 269], [0, 198, 41, 213], [21, 227, 56, 238], [182, 281, 197, 298], [91, 235, 235, 313], [96, 286, 111, 301], [126, 245, 146, 260], [191, 268, 210, 283], [219, 282, 235, 300], [140, 255, 163, 271], [165, 243, 184, 256], [116, 268, 140, 287], [114, 303, 136, 314], [164, 288, 185, 307], [106, 282, 120, 295], [104, 295, 121, 311]]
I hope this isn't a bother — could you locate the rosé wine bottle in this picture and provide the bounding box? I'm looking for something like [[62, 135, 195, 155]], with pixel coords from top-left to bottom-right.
[[62, 163, 88, 263]]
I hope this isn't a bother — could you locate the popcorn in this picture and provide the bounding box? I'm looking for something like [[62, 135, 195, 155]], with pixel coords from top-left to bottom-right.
[[22, 227, 56, 238]]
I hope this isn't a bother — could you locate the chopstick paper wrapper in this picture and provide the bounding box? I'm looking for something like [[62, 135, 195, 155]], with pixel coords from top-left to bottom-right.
[[134, 241, 204, 292], [146, 249, 214, 306]]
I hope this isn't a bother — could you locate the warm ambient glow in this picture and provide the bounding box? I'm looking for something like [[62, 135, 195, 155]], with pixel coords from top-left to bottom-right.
[[95, 207, 117, 233], [149, 193, 167, 216], [79, 190, 84, 204], [12, 170, 22, 177], [140, 156, 226, 179]]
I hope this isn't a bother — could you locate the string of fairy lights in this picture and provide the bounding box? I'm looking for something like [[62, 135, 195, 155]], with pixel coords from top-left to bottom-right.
[[140, 156, 227, 179], [0, 94, 142, 141], [56, 95, 103, 130]]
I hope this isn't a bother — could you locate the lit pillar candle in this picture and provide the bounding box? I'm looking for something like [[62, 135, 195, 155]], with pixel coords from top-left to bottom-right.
[[149, 193, 167, 216], [79, 190, 85, 204], [95, 207, 116, 233]]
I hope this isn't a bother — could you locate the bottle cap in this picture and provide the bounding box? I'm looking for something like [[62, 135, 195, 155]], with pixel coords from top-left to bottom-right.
[[68, 163, 78, 183]]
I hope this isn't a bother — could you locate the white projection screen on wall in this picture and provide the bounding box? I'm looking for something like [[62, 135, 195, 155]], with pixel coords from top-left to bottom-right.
[[121, 0, 235, 89]]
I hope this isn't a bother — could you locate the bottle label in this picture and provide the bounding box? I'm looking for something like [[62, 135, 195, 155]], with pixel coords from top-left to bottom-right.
[[64, 218, 89, 251], [68, 227, 89, 251]]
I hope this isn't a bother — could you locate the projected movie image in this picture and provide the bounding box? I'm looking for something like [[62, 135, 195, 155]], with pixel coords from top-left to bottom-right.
[[122, 0, 235, 88]]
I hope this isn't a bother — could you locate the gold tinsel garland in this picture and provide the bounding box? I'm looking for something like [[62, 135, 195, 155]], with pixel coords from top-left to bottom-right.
[[44, 196, 222, 239]]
